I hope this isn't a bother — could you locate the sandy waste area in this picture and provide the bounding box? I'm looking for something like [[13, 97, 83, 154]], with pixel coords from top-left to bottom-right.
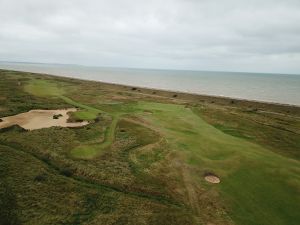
[[0, 108, 88, 130]]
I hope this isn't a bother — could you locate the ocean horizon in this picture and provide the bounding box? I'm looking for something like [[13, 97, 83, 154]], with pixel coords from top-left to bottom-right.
[[1, 62, 300, 106]]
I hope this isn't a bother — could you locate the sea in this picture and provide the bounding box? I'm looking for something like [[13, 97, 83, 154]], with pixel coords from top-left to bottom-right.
[[1, 62, 300, 106]]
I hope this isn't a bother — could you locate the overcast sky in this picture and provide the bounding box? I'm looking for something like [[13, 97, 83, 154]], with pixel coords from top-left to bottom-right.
[[0, 0, 300, 74]]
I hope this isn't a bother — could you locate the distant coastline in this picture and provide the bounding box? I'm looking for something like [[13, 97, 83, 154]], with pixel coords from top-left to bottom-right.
[[1, 60, 300, 76], [1, 68, 300, 118], [1, 62, 300, 106]]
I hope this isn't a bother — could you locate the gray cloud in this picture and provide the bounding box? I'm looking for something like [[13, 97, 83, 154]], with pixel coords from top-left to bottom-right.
[[0, 0, 300, 73]]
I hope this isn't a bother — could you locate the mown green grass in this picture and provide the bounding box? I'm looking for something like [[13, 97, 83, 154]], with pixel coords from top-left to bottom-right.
[[221, 165, 300, 225], [72, 110, 99, 121], [24, 79, 65, 96]]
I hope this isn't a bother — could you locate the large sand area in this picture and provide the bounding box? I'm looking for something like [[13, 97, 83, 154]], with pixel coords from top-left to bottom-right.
[[0, 108, 88, 130]]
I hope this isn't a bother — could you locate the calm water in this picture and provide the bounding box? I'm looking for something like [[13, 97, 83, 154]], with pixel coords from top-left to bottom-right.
[[1, 62, 300, 106]]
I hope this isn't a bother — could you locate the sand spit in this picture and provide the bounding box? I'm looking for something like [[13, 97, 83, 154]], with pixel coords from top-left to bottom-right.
[[0, 108, 89, 131]]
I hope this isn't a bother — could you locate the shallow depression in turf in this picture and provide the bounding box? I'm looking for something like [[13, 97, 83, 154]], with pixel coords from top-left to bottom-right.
[[0, 108, 89, 130]]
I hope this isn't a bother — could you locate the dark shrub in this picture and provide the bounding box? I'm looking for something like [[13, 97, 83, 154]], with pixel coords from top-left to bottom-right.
[[40, 154, 51, 164], [173, 94, 178, 98], [131, 87, 137, 91], [204, 171, 218, 177], [34, 173, 47, 182], [53, 114, 62, 119], [0, 125, 27, 133], [60, 168, 73, 177]]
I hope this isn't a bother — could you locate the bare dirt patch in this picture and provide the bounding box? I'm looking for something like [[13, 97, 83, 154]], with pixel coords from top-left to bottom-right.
[[0, 108, 89, 130]]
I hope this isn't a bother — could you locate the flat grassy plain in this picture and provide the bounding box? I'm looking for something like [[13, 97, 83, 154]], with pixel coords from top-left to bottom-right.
[[0, 69, 299, 225]]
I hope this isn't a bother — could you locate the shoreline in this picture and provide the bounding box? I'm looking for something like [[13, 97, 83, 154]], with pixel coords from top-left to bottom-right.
[[1, 68, 300, 115]]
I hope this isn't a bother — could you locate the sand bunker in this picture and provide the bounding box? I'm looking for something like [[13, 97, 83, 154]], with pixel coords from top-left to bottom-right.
[[0, 108, 89, 131], [205, 175, 220, 184]]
